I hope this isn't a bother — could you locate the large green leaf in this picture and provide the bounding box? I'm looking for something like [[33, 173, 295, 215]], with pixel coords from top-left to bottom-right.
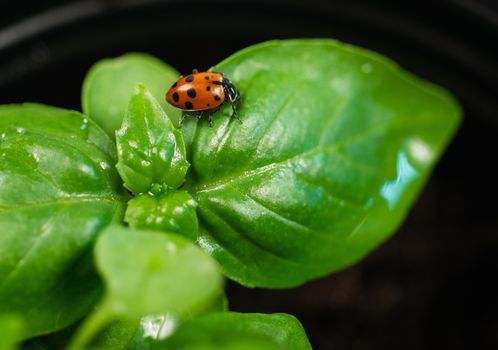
[[82, 53, 181, 136], [68, 226, 223, 350], [183, 39, 461, 287], [0, 104, 126, 339], [149, 312, 311, 350]]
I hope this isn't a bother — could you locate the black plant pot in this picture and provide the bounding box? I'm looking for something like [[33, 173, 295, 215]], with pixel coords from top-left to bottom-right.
[[1, 1, 497, 349]]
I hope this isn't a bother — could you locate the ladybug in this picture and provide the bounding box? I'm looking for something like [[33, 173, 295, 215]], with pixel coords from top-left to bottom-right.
[[166, 69, 241, 127]]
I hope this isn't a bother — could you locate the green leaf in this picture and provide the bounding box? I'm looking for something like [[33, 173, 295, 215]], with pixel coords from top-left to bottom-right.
[[128, 315, 178, 350], [96, 226, 223, 319], [68, 226, 223, 350], [127, 292, 228, 349], [21, 322, 81, 350], [149, 312, 311, 350], [82, 53, 181, 136], [154, 336, 281, 350], [92, 291, 227, 350], [183, 39, 461, 287], [116, 84, 189, 194], [0, 314, 23, 350], [125, 191, 198, 240], [0, 104, 126, 339]]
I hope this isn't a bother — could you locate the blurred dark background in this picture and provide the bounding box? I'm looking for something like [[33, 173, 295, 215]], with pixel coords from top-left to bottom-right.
[[1, 0, 497, 349]]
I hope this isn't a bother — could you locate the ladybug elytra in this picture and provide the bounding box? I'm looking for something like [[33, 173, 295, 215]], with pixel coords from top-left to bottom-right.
[[165, 69, 241, 127]]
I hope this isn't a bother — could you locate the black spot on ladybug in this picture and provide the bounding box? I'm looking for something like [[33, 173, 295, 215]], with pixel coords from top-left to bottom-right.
[[212, 81, 222, 85], [185, 101, 193, 109], [207, 104, 210, 107], [171, 81, 177, 88], [172, 92, 179, 102], [185, 75, 194, 82], [214, 95, 221, 101], [206, 86, 211, 91], [187, 88, 196, 98], [204, 75, 210, 80]]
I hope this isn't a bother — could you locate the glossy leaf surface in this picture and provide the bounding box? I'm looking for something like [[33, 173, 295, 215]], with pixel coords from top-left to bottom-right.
[[95, 226, 222, 318], [183, 39, 461, 287], [93, 292, 228, 350], [68, 226, 223, 350], [153, 335, 280, 350], [82, 53, 181, 136], [125, 191, 198, 240], [150, 312, 311, 350], [116, 84, 189, 194], [0, 104, 125, 338]]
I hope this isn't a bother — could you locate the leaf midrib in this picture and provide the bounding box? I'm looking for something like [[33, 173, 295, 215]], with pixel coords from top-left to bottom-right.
[[0, 195, 123, 213], [188, 118, 433, 195]]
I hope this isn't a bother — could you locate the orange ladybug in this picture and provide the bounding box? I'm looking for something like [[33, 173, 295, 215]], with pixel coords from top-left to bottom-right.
[[166, 69, 241, 127]]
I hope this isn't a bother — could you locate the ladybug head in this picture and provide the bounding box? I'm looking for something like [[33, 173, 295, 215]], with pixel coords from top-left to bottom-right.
[[222, 77, 240, 103]]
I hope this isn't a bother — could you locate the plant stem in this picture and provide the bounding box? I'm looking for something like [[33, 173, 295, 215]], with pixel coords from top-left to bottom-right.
[[67, 303, 115, 350]]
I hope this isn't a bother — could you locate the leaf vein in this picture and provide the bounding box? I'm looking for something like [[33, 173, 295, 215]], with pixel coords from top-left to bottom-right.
[[0, 195, 121, 213], [318, 93, 350, 146], [233, 187, 318, 235], [294, 171, 365, 210], [192, 118, 429, 194], [0, 205, 66, 290], [252, 84, 303, 163], [199, 204, 299, 264]]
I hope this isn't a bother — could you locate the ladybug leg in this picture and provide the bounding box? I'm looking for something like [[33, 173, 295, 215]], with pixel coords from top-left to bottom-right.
[[231, 103, 242, 124], [179, 112, 195, 128], [205, 107, 222, 127], [196, 111, 204, 119], [179, 113, 188, 128]]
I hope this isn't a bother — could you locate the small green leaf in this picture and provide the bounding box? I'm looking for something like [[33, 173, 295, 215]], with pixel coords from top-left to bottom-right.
[[154, 336, 281, 350], [68, 226, 223, 350], [116, 84, 189, 194], [184, 39, 462, 287], [94, 292, 227, 350], [128, 314, 179, 350], [82, 53, 181, 136], [149, 312, 311, 350], [0, 104, 126, 339], [96, 226, 222, 317], [0, 314, 23, 350], [129, 292, 227, 349], [125, 191, 198, 240]]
